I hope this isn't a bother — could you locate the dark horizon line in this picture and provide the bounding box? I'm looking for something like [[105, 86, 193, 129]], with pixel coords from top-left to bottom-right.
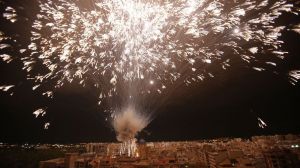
[[1, 132, 299, 145]]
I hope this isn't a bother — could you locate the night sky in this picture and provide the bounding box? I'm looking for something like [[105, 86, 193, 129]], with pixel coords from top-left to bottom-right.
[[0, 0, 300, 144]]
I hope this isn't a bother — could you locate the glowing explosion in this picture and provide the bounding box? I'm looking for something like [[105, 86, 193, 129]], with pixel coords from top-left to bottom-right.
[[113, 106, 149, 142], [0, 0, 299, 155], [113, 106, 149, 156]]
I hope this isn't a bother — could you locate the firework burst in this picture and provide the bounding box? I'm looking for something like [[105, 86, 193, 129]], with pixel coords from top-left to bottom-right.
[[0, 0, 299, 140]]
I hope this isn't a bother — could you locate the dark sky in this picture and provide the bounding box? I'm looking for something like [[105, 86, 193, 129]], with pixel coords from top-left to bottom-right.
[[0, 0, 300, 144]]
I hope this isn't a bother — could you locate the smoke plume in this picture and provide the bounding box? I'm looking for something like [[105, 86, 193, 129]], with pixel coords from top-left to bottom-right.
[[112, 106, 149, 142]]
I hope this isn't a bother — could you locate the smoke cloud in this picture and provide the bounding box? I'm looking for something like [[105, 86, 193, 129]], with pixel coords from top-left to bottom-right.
[[112, 106, 149, 142]]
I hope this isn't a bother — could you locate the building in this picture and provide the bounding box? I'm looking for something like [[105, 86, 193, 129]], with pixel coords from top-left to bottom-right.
[[39, 158, 65, 168], [263, 148, 300, 168], [39, 134, 300, 168]]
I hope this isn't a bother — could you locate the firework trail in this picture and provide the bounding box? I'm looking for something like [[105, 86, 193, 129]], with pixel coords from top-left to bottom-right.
[[0, 0, 299, 144]]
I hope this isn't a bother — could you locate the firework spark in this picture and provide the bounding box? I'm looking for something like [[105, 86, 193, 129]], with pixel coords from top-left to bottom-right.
[[33, 108, 47, 118], [0, 0, 295, 98], [2, 6, 17, 23], [258, 117, 267, 129], [0, 85, 14, 92], [289, 70, 300, 85]]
